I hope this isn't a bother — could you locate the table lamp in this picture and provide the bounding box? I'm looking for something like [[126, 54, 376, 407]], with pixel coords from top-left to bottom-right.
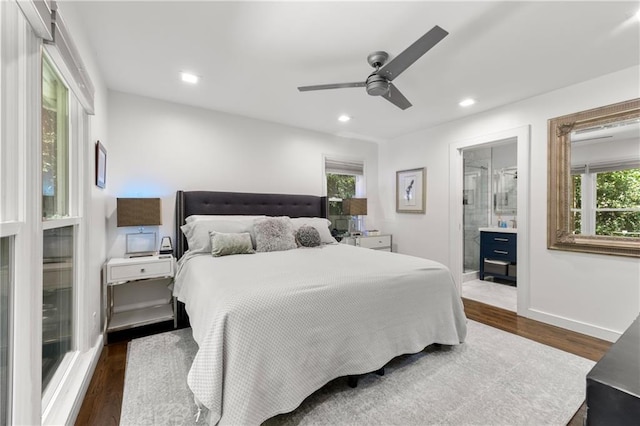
[[343, 198, 367, 235], [117, 197, 161, 257]]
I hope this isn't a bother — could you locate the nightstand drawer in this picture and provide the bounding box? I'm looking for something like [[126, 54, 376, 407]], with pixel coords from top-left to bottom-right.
[[107, 258, 173, 283], [358, 235, 392, 250]]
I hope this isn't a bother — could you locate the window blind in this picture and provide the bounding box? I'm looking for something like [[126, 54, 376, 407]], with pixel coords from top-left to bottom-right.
[[325, 158, 364, 175], [44, 4, 95, 114], [572, 158, 640, 175], [16, 0, 53, 40]]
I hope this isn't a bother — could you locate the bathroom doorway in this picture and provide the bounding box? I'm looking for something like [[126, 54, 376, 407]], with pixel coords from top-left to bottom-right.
[[449, 126, 530, 315], [462, 141, 517, 311]]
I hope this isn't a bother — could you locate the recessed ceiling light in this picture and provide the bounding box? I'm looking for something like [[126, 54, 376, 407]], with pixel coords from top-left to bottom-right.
[[459, 98, 476, 107], [180, 72, 199, 84], [338, 114, 351, 122]]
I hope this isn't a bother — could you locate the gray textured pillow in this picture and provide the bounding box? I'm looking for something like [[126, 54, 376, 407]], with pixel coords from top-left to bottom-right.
[[296, 225, 321, 247], [209, 231, 255, 257], [254, 217, 297, 252]]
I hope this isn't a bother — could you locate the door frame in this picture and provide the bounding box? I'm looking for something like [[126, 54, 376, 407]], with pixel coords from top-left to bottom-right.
[[449, 125, 530, 315]]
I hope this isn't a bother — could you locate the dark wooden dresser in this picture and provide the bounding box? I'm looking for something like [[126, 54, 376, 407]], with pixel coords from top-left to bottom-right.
[[586, 314, 640, 425]]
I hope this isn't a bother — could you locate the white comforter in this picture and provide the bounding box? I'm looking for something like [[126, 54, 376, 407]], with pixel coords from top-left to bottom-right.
[[174, 244, 467, 425]]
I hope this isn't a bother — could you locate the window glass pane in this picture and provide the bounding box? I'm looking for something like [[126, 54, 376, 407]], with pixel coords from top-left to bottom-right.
[[42, 57, 69, 220], [0, 237, 10, 423], [572, 174, 582, 209], [42, 226, 73, 392], [570, 211, 582, 235], [326, 173, 356, 234], [595, 211, 640, 237], [596, 168, 640, 209]]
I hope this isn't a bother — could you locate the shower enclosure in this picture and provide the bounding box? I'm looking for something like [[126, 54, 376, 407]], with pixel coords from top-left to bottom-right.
[[463, 148, 491, 273]]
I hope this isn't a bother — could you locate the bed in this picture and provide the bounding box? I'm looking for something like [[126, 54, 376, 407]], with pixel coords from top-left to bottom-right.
[[173, 190, 467, 425]]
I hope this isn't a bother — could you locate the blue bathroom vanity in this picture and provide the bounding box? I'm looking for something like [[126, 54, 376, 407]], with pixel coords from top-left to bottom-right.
[[479, 228, 517, 283]]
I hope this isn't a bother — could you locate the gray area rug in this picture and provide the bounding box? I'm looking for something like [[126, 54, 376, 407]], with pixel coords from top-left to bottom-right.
[[120, 321, 594, 425]]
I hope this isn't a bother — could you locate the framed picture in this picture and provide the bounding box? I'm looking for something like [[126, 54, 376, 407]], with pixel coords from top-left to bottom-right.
[[396, 167, 426, 213], [95, 140, 106, 188]]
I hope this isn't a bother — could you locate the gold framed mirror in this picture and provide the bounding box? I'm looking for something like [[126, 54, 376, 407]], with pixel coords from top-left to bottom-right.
[[548, 98, 640, 257]]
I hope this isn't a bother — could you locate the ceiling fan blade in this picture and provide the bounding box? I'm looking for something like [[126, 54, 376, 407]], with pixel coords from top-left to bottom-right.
[[377, 25, 448, 81], [298, 82, 366, 92], [382, 83, 412, 110]]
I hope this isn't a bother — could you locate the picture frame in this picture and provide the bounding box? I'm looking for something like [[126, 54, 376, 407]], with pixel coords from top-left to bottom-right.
[[396, 167, 426, 213], [95, 140, 106, 188]]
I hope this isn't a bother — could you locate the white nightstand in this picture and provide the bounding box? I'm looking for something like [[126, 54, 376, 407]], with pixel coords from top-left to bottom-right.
[[105, 255, 176, 332], [341, 234, 392, 252]]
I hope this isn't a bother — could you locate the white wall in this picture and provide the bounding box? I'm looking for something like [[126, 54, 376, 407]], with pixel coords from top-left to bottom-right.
[[106, 91, 380, 258], [379, 65, 640, 341]]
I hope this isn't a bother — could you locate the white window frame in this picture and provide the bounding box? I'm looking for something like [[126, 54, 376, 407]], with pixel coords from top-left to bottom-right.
[[1, 2, 43, 424], [39, 49, 86, 415]]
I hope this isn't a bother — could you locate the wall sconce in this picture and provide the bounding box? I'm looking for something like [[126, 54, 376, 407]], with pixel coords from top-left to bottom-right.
[[116, 197, 161, 257], [343, 198, 367, 235]]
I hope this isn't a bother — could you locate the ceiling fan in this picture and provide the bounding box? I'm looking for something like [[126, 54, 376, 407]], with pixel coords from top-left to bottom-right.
[[297, 25, 449, 110]]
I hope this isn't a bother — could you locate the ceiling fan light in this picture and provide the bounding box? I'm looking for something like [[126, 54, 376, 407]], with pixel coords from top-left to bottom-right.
[[366, 74, 390, 96], [459, 98, 476, 107]]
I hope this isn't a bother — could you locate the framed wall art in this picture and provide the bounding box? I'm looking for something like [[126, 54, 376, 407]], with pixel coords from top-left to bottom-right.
[[95, 140, 106, 188], [396, 167, 426, 213]]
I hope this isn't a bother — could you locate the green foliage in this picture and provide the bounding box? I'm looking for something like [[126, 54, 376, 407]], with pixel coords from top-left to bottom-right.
[[326, 173, 355, 199], [596, 169, 640, 209], [595, 169, 640, 236]]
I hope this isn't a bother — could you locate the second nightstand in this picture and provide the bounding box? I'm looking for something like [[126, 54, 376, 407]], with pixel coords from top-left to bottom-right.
[[105, 255, 176, 333], [342, 234, 392, 252]]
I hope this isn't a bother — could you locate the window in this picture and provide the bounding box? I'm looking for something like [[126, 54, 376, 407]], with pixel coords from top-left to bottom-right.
[[42, 57, 69, 220], [41, 56, 75, 395], [42, 227, 73, 390], [324, 158, 365, 234], [571, 164, 640, 237], [0, 237, 11, 424]]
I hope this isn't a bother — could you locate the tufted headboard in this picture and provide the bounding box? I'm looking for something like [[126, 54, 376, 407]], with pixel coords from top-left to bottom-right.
[[174, 190, 328, 259], [173, 190, 327, 328]]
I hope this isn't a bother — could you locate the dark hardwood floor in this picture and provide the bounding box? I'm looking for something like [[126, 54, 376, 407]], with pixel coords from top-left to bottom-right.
[[75, 298, 612, 425]]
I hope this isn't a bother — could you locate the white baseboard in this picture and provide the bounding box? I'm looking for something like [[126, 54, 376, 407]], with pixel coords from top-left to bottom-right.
[[42, 333, 104, 425], [524, 308, 620, 343]]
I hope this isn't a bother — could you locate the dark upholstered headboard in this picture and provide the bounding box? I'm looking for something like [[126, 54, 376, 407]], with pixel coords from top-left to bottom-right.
[[173, 190, 327, 328], [175, 190, 327, 259]]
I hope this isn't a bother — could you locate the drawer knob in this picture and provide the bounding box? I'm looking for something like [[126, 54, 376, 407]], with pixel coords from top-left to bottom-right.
[[140, 268, 146, 273]]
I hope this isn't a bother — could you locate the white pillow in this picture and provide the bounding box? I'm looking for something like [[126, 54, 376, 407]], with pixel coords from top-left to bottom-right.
[[185, 214, 266, 224], [290, 217, 337, 244], [181, 219, 257, 253]]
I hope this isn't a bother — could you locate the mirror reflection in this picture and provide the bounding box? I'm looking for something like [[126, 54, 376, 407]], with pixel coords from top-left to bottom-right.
[[569, 119, 640, 237]]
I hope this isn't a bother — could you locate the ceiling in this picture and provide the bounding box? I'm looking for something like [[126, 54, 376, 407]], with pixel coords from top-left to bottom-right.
[[66, 1, 640, 143]]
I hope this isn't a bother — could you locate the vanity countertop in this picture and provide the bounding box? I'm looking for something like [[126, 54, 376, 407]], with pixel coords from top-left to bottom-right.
[[479, 227, 517, 234]]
